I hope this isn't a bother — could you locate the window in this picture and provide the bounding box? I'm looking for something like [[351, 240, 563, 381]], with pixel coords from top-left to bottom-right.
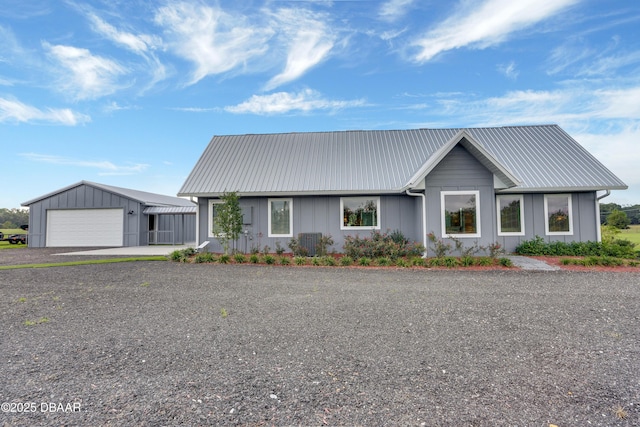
[[208, 200, 223, 237], [545, 194, 572, 235], [268, 198, 292, 237], [497, 195, 524, 235], [341, 197, 380, 230], [441, 191, 480, 237]]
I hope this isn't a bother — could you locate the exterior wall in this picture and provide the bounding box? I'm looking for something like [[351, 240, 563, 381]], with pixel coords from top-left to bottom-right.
[[198, 195, 423, 253], [27, 184, 142, 248], [496, 192, 598, 252], [425, 145, 496, 254], [152, 214, 196, 244]]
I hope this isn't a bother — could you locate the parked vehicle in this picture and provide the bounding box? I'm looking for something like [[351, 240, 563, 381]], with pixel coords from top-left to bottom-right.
[[0, 232, 4, 240], [8, 234, 27, 244]]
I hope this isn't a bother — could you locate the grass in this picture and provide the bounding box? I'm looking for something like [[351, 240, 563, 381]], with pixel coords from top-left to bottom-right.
[[0, 256, 167, 270], [0, 240, 26, 250], [619, 224, 640, 246]]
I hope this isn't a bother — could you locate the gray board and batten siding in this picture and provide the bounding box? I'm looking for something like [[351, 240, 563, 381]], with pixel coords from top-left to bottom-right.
[[23, 181, 196, 248], [179, 125, 627, 254]]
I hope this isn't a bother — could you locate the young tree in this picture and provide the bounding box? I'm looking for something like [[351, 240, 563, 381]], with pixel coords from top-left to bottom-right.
[[213, 191, 243, 254], [606, 209, 630, 229]]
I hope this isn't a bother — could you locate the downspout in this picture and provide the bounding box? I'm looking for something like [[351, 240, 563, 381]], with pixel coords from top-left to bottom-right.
[[406, 188, 427, 257], [595, 190, 611, 242]]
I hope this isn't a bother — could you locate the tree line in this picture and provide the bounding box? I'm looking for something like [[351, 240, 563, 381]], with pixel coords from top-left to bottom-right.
[[0, 208, 29, 229], [600, 202, 640, 228]]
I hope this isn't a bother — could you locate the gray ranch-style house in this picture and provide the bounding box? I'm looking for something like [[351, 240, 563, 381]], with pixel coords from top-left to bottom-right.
[[23, 181, 196, 247], [178, 125, 627, 255]]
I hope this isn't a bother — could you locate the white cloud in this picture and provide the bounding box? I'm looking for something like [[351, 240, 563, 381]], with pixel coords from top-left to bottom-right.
[[497, 61, 519, 80], [225, 89, 366, 115], [264, 8, 335, 90], [43, 42, 127, 100], [20, 153, 148, 175], [411, 0, 580, 62], [379, 0, 415, 23], [155, 2, 272, 86], [0, 97, 90, 125], [87, 12, 161, 54]]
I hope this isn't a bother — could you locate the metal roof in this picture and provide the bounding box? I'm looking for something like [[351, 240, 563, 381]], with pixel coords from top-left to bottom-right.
[[143, 206, 197, 214], [178, 125, 627, 197], [23, 180, 196, 207]]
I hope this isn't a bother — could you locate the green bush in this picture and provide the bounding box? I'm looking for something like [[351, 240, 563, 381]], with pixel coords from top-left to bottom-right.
[[340, 256, 353, 266], [410, 257, 426, 267], [499, 257, 513, 267], [249, 254, 260, 264], [194, 252, 216, 263], [294, 256, 307, 265], [311, 257, 321, 266], [376, 257, 392, 266], [358, 257, 371, 266], [515, 236, 637, 259], [395, 258, 409, 267], [320, 256, 337, 266], [233, 253, 247, 263], [169, 247, 196, 263], [279, 256, 291, 265], [343, 230, 425, 260], [460, 256, 474, 267], [475, 257, 493, 266], [443, 256, 460, 268], [263, 255, 275, 265], [218, 254, 231, 264]]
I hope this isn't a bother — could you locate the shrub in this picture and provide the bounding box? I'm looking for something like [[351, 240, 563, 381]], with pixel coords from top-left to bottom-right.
[[460, 256, 474, 267], [443, 256, 460, 268], [275, 241, 285, 255], [169, 247, 196, 263], [263, 254, 275, 265], [395, 258, 409, 268], [233, 253, 247, 264], [288, 238, 309, 257], [249, 254, 260, 264], [316, 235, 334, 257], [294, 256, 307, 265], [358, 257, 371, 266], [340, 256, 353, 266], [343, 230, 425, 260], [499, 257, 513, 267], [427, 233, 451, 258], [376, 257, 392, 266], [516, 236, 637, 259], [194, 252, 216, 263], [428, 257, 444, 267], [320, 256, 336, 266], [218, 254, 231, 264], [475, 257, 493, 266], [410, 257, 426, 267], [311, 257, 321, 266], [279, 256, 291, 265]]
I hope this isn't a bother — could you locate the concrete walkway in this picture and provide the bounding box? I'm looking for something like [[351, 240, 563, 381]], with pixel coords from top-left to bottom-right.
[[505, 255, 561, 271], [56, 245, 194, 257]]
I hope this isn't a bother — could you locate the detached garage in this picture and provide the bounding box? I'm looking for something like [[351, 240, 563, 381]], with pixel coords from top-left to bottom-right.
[[23, 181, 196, 248]]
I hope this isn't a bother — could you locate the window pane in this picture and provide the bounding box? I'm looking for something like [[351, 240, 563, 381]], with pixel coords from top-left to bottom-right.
[[499, 197, 521, 233], [444, 194, 477, 234], [547, 195, 570, 232], [210, 203, 222, 235], [343, 198, 378, 227], [270, 200, 290, 235]]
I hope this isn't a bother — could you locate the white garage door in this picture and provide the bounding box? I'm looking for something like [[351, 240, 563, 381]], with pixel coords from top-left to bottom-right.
[[46, 209, 124, 247]]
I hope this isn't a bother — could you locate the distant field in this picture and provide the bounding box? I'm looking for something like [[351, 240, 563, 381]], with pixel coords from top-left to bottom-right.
[[0, 229, 25, 235], [619, 224, 640, 245]]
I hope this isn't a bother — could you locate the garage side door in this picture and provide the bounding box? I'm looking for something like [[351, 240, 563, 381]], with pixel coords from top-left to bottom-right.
[[46, 209, 124, 247]]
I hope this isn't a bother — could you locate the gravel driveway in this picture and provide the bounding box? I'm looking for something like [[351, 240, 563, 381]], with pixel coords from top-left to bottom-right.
[[0, 254, 638, 426]]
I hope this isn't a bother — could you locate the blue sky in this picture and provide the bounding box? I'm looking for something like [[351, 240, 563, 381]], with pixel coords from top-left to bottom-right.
[[1, 0, 639, 209]]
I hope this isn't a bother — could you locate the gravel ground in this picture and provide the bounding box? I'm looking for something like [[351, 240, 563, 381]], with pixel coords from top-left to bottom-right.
[[0, 250, 639, 426]]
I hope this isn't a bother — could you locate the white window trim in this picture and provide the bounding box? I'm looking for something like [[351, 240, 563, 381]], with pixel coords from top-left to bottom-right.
[[441, 190, 481, 238], [208, 199, 223, 238], [268, 198, 293, 237], [340, 196, 381, 230], [496, 195, 525, 236], [544, 194, 573, 235]]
